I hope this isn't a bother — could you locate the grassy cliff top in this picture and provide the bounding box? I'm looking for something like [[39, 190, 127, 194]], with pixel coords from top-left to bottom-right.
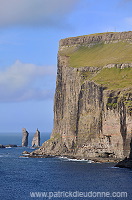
[[59, 41, 132, 67], [92, 67, 132, 90], [58, 32, 132, 90], [59, 31, 132, 68]]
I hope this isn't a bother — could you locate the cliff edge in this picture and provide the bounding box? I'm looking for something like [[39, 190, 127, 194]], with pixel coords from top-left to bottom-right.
[[30, 31, 132, 163]]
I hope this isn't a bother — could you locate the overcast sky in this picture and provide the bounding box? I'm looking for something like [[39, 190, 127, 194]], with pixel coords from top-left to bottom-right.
[[0, 0, 131, 133]]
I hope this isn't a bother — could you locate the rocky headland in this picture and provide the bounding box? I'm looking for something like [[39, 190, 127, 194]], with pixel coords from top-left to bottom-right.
[[0, 144, 17, 148], [29, 31, 132, 167]]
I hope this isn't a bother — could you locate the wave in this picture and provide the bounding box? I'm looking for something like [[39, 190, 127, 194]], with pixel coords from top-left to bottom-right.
[[19, 157, 29, 159], [111, 166, 119, 168], [0, 154, 10, 158], [58, 156, 94, 163]]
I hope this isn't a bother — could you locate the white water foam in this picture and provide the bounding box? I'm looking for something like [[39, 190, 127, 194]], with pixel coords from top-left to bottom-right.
[[58, 156, 94, 163], [0, 154, 10, 157]]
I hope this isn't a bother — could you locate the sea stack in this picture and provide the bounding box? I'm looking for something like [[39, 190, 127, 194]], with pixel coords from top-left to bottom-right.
[[32, 129, 40, 147], [22, 128, 29, 147]]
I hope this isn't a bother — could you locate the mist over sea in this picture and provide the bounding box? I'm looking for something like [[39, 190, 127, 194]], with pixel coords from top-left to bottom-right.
[[0, 133, 132, 200]]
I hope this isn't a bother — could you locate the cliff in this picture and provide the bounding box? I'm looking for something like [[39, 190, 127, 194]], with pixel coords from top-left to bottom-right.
[[31, 31, 132, 162]]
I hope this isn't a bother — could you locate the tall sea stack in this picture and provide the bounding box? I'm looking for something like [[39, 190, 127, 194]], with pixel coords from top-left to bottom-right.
[[22, 128, 29, 147], [30, 31, 132, 163], [32, 129, 40, 147]]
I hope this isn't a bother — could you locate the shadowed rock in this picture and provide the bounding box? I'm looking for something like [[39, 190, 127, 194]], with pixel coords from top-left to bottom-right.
[[22, 151, 30, 155], [32, 129, 40, 147], [22, 128, 29, 147], [115, 138, 132, 168], [5, 144, 17, 147], [0, 144, 5, 148], [129, 138, 132, 159]]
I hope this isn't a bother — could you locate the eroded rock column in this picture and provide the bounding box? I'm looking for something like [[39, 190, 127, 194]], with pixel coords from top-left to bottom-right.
[[32, 129, 40, 147], [22, 128, 29, 147]]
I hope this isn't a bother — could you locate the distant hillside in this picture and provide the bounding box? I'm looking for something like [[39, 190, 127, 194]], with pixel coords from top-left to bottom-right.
[[59, 41, 132, 68]]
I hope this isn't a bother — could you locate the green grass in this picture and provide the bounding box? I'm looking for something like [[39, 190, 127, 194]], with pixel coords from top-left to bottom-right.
[[59, 42, 132, 68], [106, 103, 118, 109], [92, 67, 132, 90], [47, 133, 61, 143], [124, 100, 132, 112]]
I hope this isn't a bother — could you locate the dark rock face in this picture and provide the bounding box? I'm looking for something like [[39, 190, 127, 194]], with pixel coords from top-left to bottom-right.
[[129, 138, 132, 159], [0, 144, 17, 148], [5, 144, 17, 147], [30, 32, 132, 161], [0, 144, 5, 148], [115, 138, 132, 168], [115, 158, 132, 168], [22, 128, 29, 147], [32, 129, 40, 147]]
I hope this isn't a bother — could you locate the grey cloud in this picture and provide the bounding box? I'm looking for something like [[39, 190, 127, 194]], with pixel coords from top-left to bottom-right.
[[0, 0, 80, 27], [124, 0, 132, 2], [0, 88, 54, 102], [121, 0, 132, 3], [0, 60, 56, 102], [17, 89, 54, 102]]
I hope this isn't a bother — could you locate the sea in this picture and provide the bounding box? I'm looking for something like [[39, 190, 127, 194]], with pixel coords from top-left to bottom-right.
[[0, 133, 132, 200]]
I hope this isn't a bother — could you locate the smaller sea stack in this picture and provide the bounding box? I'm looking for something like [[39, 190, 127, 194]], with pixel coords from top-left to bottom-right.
[[22, 128, 29, 147], [32, 129, 40, 147]]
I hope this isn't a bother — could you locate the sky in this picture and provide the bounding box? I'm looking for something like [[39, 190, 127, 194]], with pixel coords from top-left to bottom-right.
[[0, 0, 131, 133]]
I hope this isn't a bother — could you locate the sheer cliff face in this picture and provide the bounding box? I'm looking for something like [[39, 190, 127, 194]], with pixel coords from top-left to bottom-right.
[[39, 32, 132, 160]]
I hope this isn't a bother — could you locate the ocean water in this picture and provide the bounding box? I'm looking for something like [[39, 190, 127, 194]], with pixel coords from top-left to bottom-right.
[[0, 134, 132, 200], [0, 132, 50, 146]]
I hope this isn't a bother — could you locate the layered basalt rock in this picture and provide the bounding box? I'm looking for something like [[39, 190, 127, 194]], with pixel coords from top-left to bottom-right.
[[30, 32, 132, 162], [59, 31, 132, 49]]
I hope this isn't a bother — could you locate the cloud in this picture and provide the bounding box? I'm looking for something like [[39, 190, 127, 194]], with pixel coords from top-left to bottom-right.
[[123, 0, 132, 2], [119, 0, 132, 7], [120, 0, 132, 4], [0, 0, 80, 27], [0, 60, 56, 102]]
